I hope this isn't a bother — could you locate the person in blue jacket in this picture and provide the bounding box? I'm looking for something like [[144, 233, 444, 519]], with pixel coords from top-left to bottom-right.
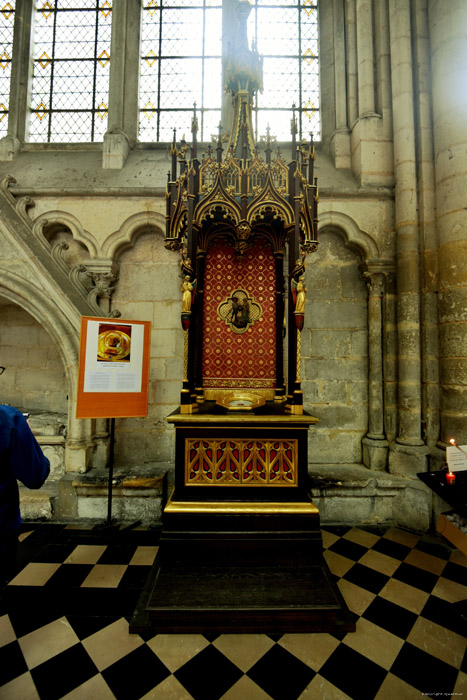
[[0, 399, 50, 582]]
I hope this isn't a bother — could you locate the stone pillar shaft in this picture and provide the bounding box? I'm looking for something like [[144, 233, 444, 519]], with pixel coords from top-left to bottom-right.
[[345, 0, 358, 125], [389, 0, 423, 446], [413, 0, 440, 446], [373, 0, 392, 131], [356, 0, 375, 115], [333, 0, 348, 129], [429, 0, 467, 444], [366, 273, 385, 438], [0, 0, 34, 160], [103, 0, 141, 168]]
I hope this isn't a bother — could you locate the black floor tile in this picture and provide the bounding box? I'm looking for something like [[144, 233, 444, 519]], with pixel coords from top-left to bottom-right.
[[266, 634, 283, 643], [321, 525, 352, 537], [342, 563, 390, 594], [6, 589, 65, 638], [31, 643, 98, 700], [5, 582, 140, 624], [362, 596, 417, 639], [441, 560, 467, 586], [319, 642, 387, 700], [462, 645, 467, 675], [373, 537, 411, 560], [97, 543, 138, 565], [118, 565, 151, 590], [203, 633, 220, 643], [390, 642, 458, 695], [0, 640, 28, 686], [415, 536, 452, 560], [247, 644, 316, 700], [31, 543, 76, 563], [421, 595, 467, 637], [102, 644, 170, 700], [44, 563, 94, 588], [327, 537, 368, 562], [67, 615, 120, 641], [175, 644, 242, 700], [13, 525, 67, 573], [392, 562, 438, 593]]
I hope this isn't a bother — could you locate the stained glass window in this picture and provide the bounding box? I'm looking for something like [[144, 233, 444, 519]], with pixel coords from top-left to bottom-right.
[[140, 0, 222, 143], [29, 0, 112, 143], [0, 1, 15, 138], [249, 0, 319, 141]]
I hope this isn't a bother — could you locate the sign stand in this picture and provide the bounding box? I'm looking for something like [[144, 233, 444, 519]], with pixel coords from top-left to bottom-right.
[[107, 417, 116, 528], [77, 316, 151, 534]]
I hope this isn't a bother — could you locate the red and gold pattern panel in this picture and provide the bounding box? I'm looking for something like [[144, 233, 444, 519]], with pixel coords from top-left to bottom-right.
[[185, 438, 297, 486], [202, 239, 276, 389]]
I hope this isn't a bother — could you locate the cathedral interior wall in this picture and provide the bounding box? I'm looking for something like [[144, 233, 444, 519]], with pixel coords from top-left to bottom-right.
[[2, 0, 467, 530]]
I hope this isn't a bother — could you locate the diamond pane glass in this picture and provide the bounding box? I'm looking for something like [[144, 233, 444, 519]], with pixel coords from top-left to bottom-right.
[[0, 0, 15, 138], [140, 2, 221, 142], [248, 1, 320, 140], [29, 0, 111, 142]]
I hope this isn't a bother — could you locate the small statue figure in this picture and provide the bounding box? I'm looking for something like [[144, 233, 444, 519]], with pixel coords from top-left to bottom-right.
[[231, 296, 250, 329], [294, 276, 307, 315], [291, 274, 307, 330], [181, 275, 196, 314]]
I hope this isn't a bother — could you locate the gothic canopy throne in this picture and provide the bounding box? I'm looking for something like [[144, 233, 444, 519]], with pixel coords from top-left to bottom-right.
[[164, 0, 318, 416], [131, 1, 354, 635]]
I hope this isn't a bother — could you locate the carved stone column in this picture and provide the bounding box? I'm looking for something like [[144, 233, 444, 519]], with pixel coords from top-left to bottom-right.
[[429, 0, 467, 447], [102, 0, 141, 169], [0, 0, 34, 160], [362, 265, 389, 470]]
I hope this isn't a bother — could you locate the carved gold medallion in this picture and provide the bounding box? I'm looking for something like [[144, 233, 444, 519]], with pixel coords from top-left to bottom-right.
[[217, 288, 262, 334]]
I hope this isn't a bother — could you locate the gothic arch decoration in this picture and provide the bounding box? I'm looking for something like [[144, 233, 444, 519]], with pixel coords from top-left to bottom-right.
[[103, 211, 166, 260], [0, 269, 95, 469], [32, 210, 99, 259], [318, 211, 380, 261]]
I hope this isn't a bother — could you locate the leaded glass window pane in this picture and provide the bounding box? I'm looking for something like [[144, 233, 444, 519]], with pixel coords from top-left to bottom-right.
[[0, 1, 15, 138], [29, 0, 112, 143], [249, 0, 320, 141], [140, 1, 222, 143]]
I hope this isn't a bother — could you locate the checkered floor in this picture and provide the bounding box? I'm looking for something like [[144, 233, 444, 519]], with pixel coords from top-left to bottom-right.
[[0, 523, 466, 700]]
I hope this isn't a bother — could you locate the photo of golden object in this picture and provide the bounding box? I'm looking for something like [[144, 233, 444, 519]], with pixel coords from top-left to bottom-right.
[[216, 391, 266, 411], [97, 330, 131, 362]]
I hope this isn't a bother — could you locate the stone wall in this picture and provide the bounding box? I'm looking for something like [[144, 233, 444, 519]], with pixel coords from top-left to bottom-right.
[[304, 231, 368, 464], [1, 0, 467, 530], [0, 301, 68, 414]]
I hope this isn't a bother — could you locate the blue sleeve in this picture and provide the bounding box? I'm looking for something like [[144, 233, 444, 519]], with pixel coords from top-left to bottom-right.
[[8, 410, 50, 489]]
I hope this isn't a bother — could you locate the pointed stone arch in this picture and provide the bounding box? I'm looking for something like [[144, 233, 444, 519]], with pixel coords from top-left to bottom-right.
[[0, 268, 96, 472], [103, 211, 166, 260], [32, 210, 100, 259], [318, 210, 380, 261]]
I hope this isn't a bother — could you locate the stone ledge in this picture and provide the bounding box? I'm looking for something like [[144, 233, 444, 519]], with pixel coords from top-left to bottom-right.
[[309, 463, 432, 530], [72, 470, 167, 498], [19, 485, 55, 520]]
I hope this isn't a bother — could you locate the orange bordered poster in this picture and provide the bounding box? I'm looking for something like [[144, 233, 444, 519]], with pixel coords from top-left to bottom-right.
[[77, 316, 151, 419]]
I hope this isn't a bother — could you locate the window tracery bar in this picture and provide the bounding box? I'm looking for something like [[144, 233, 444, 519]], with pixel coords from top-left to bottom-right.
[[29, 0, 112, 143], [248, 0, 319, 141], [140, 0, 221, 143], [0, 0, 15, 138]]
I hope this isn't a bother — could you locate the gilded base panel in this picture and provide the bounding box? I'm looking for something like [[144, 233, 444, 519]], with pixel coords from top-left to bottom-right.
[[185, 437, 298, 486]]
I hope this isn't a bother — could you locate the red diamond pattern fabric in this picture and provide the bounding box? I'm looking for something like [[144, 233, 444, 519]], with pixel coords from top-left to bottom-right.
[[202, 239, 276, 389]]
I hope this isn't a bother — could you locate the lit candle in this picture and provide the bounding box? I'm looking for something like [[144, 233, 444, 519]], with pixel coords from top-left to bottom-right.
[[446, 471, 456, 486]]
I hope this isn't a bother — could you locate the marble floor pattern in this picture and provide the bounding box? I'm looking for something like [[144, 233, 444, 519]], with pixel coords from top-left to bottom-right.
[[0, 522, 466, 700]]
